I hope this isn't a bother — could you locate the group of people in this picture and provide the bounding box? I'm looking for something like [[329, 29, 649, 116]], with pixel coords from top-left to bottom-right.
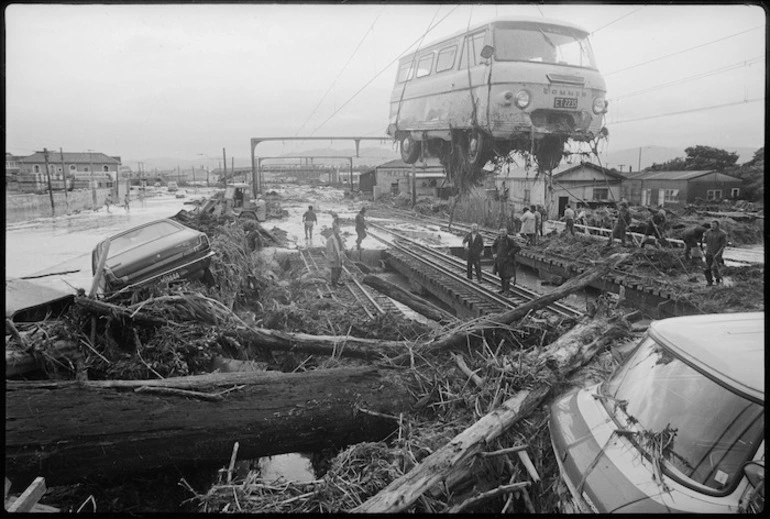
[[306, 206, 368, 288], [462, 224, 521, 295], [104, 193, 131, 213]]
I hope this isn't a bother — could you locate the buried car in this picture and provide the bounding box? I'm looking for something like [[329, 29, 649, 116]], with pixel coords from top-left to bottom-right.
[[549, 312, 764, 513], [91, 218, 215, 294]]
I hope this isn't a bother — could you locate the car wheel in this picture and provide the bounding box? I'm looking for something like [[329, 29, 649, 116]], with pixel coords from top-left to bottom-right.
[[400, 135, 421, 164]]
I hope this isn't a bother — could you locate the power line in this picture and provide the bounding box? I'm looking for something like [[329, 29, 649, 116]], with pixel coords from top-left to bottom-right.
[[604, 25, 763, 77], [293, 7, 385, 138], [309, 5, 461, 137], [610, 56, 763, 101], [590, 6, 645, 35], [611, 97, 763, 125]]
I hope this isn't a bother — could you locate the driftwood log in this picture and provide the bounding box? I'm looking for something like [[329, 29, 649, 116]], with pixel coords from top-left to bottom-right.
[[5, 367, 412, 487], [362, 275, 455, 323], [353, 315, 627, 513]]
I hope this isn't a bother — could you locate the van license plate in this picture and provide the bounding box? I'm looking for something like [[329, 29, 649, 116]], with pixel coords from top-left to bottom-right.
[[554, 97, 578, 109]]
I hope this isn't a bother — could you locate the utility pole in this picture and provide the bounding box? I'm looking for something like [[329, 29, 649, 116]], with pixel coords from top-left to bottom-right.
[[222, 148, 228, 185], [89, 150, 97, 209], [231, 157, 234, 181], [177, 165, 181, 184], [638, 147, 642, 173], [43, 148, 55, 216], [59, 148, 68, 211]]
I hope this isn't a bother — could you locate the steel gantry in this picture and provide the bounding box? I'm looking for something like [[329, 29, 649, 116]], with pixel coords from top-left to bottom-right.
[[249, 136, 390, 194]]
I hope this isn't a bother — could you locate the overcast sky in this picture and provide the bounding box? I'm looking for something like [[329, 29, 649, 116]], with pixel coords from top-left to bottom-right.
[[5, 3, 765, 168]]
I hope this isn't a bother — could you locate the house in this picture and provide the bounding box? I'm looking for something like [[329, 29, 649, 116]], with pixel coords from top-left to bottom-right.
[[499, 161, 624, 219], [5, 153, 22, 188], [362, 158, 450, 199], [16, 151, 120, 193], [621, 170, 743, 207]]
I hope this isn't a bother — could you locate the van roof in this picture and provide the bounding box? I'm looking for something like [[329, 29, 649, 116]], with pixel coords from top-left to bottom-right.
[[648, 312, 764, 402], [400, 15, 590, 62]]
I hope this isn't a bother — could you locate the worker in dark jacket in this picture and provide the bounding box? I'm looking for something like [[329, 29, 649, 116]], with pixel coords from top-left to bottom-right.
[[462, 223, 485, 282], [703, 220, 727, 286], [605, 201, 632, 247], [641, 204, 669, 247], [682, 223, 710, 261], [492, 227, 521, 295], [355, 207, 367, 251]]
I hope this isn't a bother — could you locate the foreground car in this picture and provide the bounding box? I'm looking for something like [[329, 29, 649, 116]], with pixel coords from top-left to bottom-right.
[[549, 312, 764, 513], [92, 218, 214, 294]]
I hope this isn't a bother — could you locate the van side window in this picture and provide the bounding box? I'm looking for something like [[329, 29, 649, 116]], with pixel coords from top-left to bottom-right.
[[396, 61, 414, 83], [459, 31, 487, 69], [435, 45, 457, 72], [415, 53, 434, 78]]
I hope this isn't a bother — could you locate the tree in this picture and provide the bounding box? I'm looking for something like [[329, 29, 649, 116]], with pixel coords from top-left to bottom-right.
[[647, 157, 686, 171], [727, 147, 764, 201], [682, 145, 739, 171]]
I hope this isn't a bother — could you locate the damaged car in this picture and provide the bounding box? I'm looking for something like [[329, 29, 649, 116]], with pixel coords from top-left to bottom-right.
[[92, 218, 215, 295], [549, 312, 764, 513]]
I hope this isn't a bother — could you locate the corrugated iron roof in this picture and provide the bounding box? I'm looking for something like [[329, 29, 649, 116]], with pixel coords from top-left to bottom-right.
[[622, 170, 721, 181], [18, 152, 121, 164], [376, 158, 443, 169]]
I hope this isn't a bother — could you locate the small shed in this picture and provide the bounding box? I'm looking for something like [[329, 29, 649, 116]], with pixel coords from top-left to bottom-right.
[[367, 158, 449, 198], [621, 170, 743, 207]]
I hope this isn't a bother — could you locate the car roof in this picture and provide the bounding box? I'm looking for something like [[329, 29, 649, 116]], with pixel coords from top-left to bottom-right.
[[648, 312, 764, 402]]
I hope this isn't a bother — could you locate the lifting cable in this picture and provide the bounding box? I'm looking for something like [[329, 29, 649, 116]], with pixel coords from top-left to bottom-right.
[[309, 5, 460, 137], [590, 6, 646, 35]]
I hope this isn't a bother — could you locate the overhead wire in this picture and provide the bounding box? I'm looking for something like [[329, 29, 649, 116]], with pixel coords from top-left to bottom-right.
[[308, 4, 461, 137], [292, 6, 386, 139], [609, 56, 763, 102], [604, 25, 763, 77], [611, 97, 763, 125], [590, 6, 645, 35]]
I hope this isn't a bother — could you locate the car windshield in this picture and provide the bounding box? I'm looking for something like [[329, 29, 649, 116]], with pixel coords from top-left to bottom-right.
[[601, 337, 763, 493], [109, 221, 182, 256], [493, 22, 596, 69]]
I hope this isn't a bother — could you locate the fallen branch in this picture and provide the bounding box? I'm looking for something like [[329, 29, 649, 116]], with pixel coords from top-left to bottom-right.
[[445, 482, 530, 514], [451, 353, 484, 388]]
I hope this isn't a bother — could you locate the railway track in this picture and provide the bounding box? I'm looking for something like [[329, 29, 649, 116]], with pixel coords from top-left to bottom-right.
[[368, 222, 582, 320], [294, 247, 397, 319]]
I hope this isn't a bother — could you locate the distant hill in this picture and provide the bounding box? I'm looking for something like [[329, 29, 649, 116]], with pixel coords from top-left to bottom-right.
[[602, 145, 758, 172]]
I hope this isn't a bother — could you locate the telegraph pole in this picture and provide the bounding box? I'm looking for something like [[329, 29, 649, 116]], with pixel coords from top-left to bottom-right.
[[43, 148, 55, 216], [222, 148, 228, 185], [59, 148, 68, 211]]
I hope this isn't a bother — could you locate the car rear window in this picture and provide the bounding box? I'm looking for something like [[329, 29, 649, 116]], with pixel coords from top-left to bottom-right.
[[109, 221, 182, 256]]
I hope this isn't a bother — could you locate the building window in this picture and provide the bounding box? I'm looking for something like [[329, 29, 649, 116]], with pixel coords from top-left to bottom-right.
[[69, 165, 76, 171], [731, 187, 740, 198], [663, 189, 679, 202], [84, 167, 90, 172], [523, 189, 530, 203], [33, 165, 40, 173], [593, 188, 609, 200], [707, 189, 722, 200], [436, 46, 457, 72], [103, 165, 109, 172]]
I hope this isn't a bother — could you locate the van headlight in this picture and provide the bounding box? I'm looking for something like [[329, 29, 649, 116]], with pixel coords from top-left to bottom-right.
[[593, 97, 607, 114], [515, 90, 531, 109]]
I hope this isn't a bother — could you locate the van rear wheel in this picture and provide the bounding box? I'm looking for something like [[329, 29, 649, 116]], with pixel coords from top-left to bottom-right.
[[400, 135, 421, 164], [465, 130, 491, 167]]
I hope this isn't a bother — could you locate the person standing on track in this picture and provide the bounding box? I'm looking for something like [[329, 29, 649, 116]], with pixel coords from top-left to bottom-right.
[[302, 205, 317, 240], [520, 206, 536, 245], [355, 207, 367, 251], [703, 220, 727, 286], [462, 223, 485, 282], [561, 204, 575, 235], [492, 227, 521, 295], [325, 219, 345, 287]]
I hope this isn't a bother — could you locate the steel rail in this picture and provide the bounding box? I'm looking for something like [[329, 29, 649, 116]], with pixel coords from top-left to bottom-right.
[[367, 223, 581, 319]]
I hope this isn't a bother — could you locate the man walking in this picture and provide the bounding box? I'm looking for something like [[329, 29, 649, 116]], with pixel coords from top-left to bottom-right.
[[105, 193, 112, 213], [682, 223, 710, 261], [302, 205, 317, 240], [123, 193, 130, 212], [536, 204, 546, 238], [492, 227, 521, 295], [703, 220, 727, 286], [605, 201, 632, 248], [462, 223, 485, 282], [520, 206, 536, 245], [325, 219, 345, 287], [355, 207, 367, 251], [561, 204, 575, 235]]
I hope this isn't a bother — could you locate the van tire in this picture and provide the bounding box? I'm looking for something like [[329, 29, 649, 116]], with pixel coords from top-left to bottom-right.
[[465, 130, 491, 167], [400, 136, 421, 164]]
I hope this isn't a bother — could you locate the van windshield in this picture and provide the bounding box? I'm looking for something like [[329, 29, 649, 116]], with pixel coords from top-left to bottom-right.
[[601, 337, 763, 493], [493, 22, 596, 69]]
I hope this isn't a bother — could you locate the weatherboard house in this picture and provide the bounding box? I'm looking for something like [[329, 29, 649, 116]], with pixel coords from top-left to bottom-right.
[[621, 170, 743, 207], [497, 161, 624, 219], [359, 158, 452, 199]]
